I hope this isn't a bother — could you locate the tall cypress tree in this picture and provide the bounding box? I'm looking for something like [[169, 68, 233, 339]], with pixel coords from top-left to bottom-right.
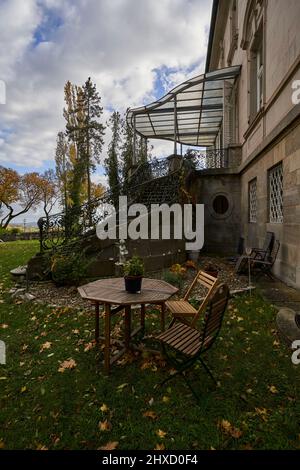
[[121, 109, 133, 183], [55, 131, 70, 214], [104, 111, 122, 208], [63, 81, 86, 209], [82, 77, 105, 206]]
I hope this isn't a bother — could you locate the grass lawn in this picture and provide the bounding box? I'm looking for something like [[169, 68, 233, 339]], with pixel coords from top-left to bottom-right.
[[0, 240, 300, 450]]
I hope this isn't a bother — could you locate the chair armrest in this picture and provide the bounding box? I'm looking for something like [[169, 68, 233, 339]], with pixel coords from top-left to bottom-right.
[[251, 259, 272, 266]]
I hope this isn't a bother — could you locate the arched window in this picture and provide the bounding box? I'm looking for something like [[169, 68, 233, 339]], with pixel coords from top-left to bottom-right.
[[241, 0, 265, 123]]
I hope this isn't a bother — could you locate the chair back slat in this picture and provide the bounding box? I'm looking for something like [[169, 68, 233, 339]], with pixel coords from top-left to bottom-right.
[[268, 240, 280, 265], [262, 231, 275, 253], [199, 284, 229, 352], [183, 269, 218, 301]]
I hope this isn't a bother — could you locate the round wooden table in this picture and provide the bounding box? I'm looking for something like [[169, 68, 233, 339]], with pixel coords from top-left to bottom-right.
[[78, 278, 178, 374]]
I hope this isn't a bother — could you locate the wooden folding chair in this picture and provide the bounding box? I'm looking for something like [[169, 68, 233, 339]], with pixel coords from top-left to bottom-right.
[[235, 231, 275, 274], [165, 270, 219, 327], [251, 240, 280, 279], [156, 283, 229, 401]]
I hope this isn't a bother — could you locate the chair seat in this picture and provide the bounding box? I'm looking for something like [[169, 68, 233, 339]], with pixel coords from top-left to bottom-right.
[[165, 299, 197, 317], [157, 322, 202, 357]]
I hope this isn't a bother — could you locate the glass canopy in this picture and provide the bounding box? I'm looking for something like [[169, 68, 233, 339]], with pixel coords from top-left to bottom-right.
[[127, 65, 241, 148]]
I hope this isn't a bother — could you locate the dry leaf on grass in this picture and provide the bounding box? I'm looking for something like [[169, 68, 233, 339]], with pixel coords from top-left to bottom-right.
[[100, 403, 109, 413], [268, 385, 278, 394], [99, 441, 118, 450], [58, 358, 77, 372], [40, 341, 52, 352], [84, 342, 95, 352], [156, 429, 167, 439], [143, 410, 158, 420], [218, 419, 243, 439], [98, 420, 112, 432], [154, 443, 165, 450]]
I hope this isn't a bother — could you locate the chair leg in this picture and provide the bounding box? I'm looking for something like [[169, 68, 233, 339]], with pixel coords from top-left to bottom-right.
[[199, 357, 217, 386]]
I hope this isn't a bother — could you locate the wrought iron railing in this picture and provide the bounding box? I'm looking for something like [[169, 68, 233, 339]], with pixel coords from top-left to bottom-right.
[[38, 157, 183, 251], [184, 148, 240, 171], [39, 149, 238, 251]]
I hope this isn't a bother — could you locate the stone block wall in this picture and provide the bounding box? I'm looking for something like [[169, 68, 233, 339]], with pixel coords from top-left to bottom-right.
[[240, 120, 300, 288]]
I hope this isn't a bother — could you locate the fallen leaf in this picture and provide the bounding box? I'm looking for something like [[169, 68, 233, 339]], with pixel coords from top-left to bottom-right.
[[268, 385, 278, 394], [99, 441, 118, 450], [154, 443, 165, 450], [156, 429, 167, 439], [0, 440, 4, 449], [100, 403, 109, 413], [162, 396, 170, 403], [58, 358, 77, 372], [219, 419, 242, 438], [143, 410, 158, 420], [36, 444, 48, 450], [1, 324, 8, 329], [84, 342, 95, 352], [21, 386, 27, 393], [117, 383, 128, 392], [40, 341, 52, 353], [98, 420, 112, 432]]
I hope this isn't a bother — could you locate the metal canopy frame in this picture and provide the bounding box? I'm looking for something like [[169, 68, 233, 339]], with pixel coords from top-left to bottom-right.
[[127, 65, 241, 153]]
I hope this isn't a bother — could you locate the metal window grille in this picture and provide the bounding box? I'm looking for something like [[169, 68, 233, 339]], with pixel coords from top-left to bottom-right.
[[249, 178, 257, 223], [269, 163, 283, 223]]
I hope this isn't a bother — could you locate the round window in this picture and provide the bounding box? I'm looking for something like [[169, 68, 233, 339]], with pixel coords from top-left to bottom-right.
[[212, 195, 229, 215]]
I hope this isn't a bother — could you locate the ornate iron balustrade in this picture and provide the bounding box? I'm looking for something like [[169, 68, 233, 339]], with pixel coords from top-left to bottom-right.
[[184, 148, 240, 171], [39, 157, 183, 251], [39, 150, 237, 251]]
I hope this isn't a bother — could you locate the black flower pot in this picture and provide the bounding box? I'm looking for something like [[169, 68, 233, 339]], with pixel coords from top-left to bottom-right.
[[124, 276, 143, 293]]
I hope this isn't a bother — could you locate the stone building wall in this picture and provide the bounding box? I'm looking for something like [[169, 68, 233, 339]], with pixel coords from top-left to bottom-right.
[[191, 171, 241, 255], [241, 119, 300, 288]]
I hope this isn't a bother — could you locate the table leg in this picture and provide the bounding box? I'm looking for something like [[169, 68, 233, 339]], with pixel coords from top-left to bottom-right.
[[104, 303, 111, 375], [95, 302, 100, 343], [140, 304, 145, 334], [160, 303, 166, 331], [124, 305, 131, 350]]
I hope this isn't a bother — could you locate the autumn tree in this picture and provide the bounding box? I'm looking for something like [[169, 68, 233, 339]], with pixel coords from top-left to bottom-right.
[[63, 79, 105, 211], [0, 167, 43, 228], [39, 170, 58, 222], [104, 111, 122, 207], [63, 81, 86, 209]]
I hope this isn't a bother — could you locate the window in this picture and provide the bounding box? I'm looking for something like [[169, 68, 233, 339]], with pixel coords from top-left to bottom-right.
[[269, 163, 283, 223], [248, 178, 257, 223], [213, 195, 229, 215], [227, 0, 238, 66], [250, 26, 264, 120]]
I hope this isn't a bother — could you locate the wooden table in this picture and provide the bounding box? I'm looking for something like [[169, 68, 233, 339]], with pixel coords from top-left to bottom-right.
[[78, 278, 178, 374]]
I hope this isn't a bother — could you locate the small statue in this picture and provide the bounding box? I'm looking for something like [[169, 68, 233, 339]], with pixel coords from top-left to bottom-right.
[[115, 239, 128, 276]]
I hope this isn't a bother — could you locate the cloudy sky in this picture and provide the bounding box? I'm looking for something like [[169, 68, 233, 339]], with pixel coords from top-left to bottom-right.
[[0, 0, 212, 222]]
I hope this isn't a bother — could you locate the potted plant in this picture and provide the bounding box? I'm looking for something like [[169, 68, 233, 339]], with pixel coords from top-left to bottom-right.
[[204, 263, 219, 278], [123, 255, 144, 293]]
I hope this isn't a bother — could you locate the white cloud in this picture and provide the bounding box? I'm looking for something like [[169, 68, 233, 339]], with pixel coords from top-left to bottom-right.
[[0, 0, 212, 171]]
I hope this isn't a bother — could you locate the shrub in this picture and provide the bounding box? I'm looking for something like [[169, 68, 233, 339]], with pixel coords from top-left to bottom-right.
[[51, 250, 90, 286], [10, 227, 21, 235], [124, 255, 144, 277], [170, 263, 186, 275], [162, 270, 184, 289]]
